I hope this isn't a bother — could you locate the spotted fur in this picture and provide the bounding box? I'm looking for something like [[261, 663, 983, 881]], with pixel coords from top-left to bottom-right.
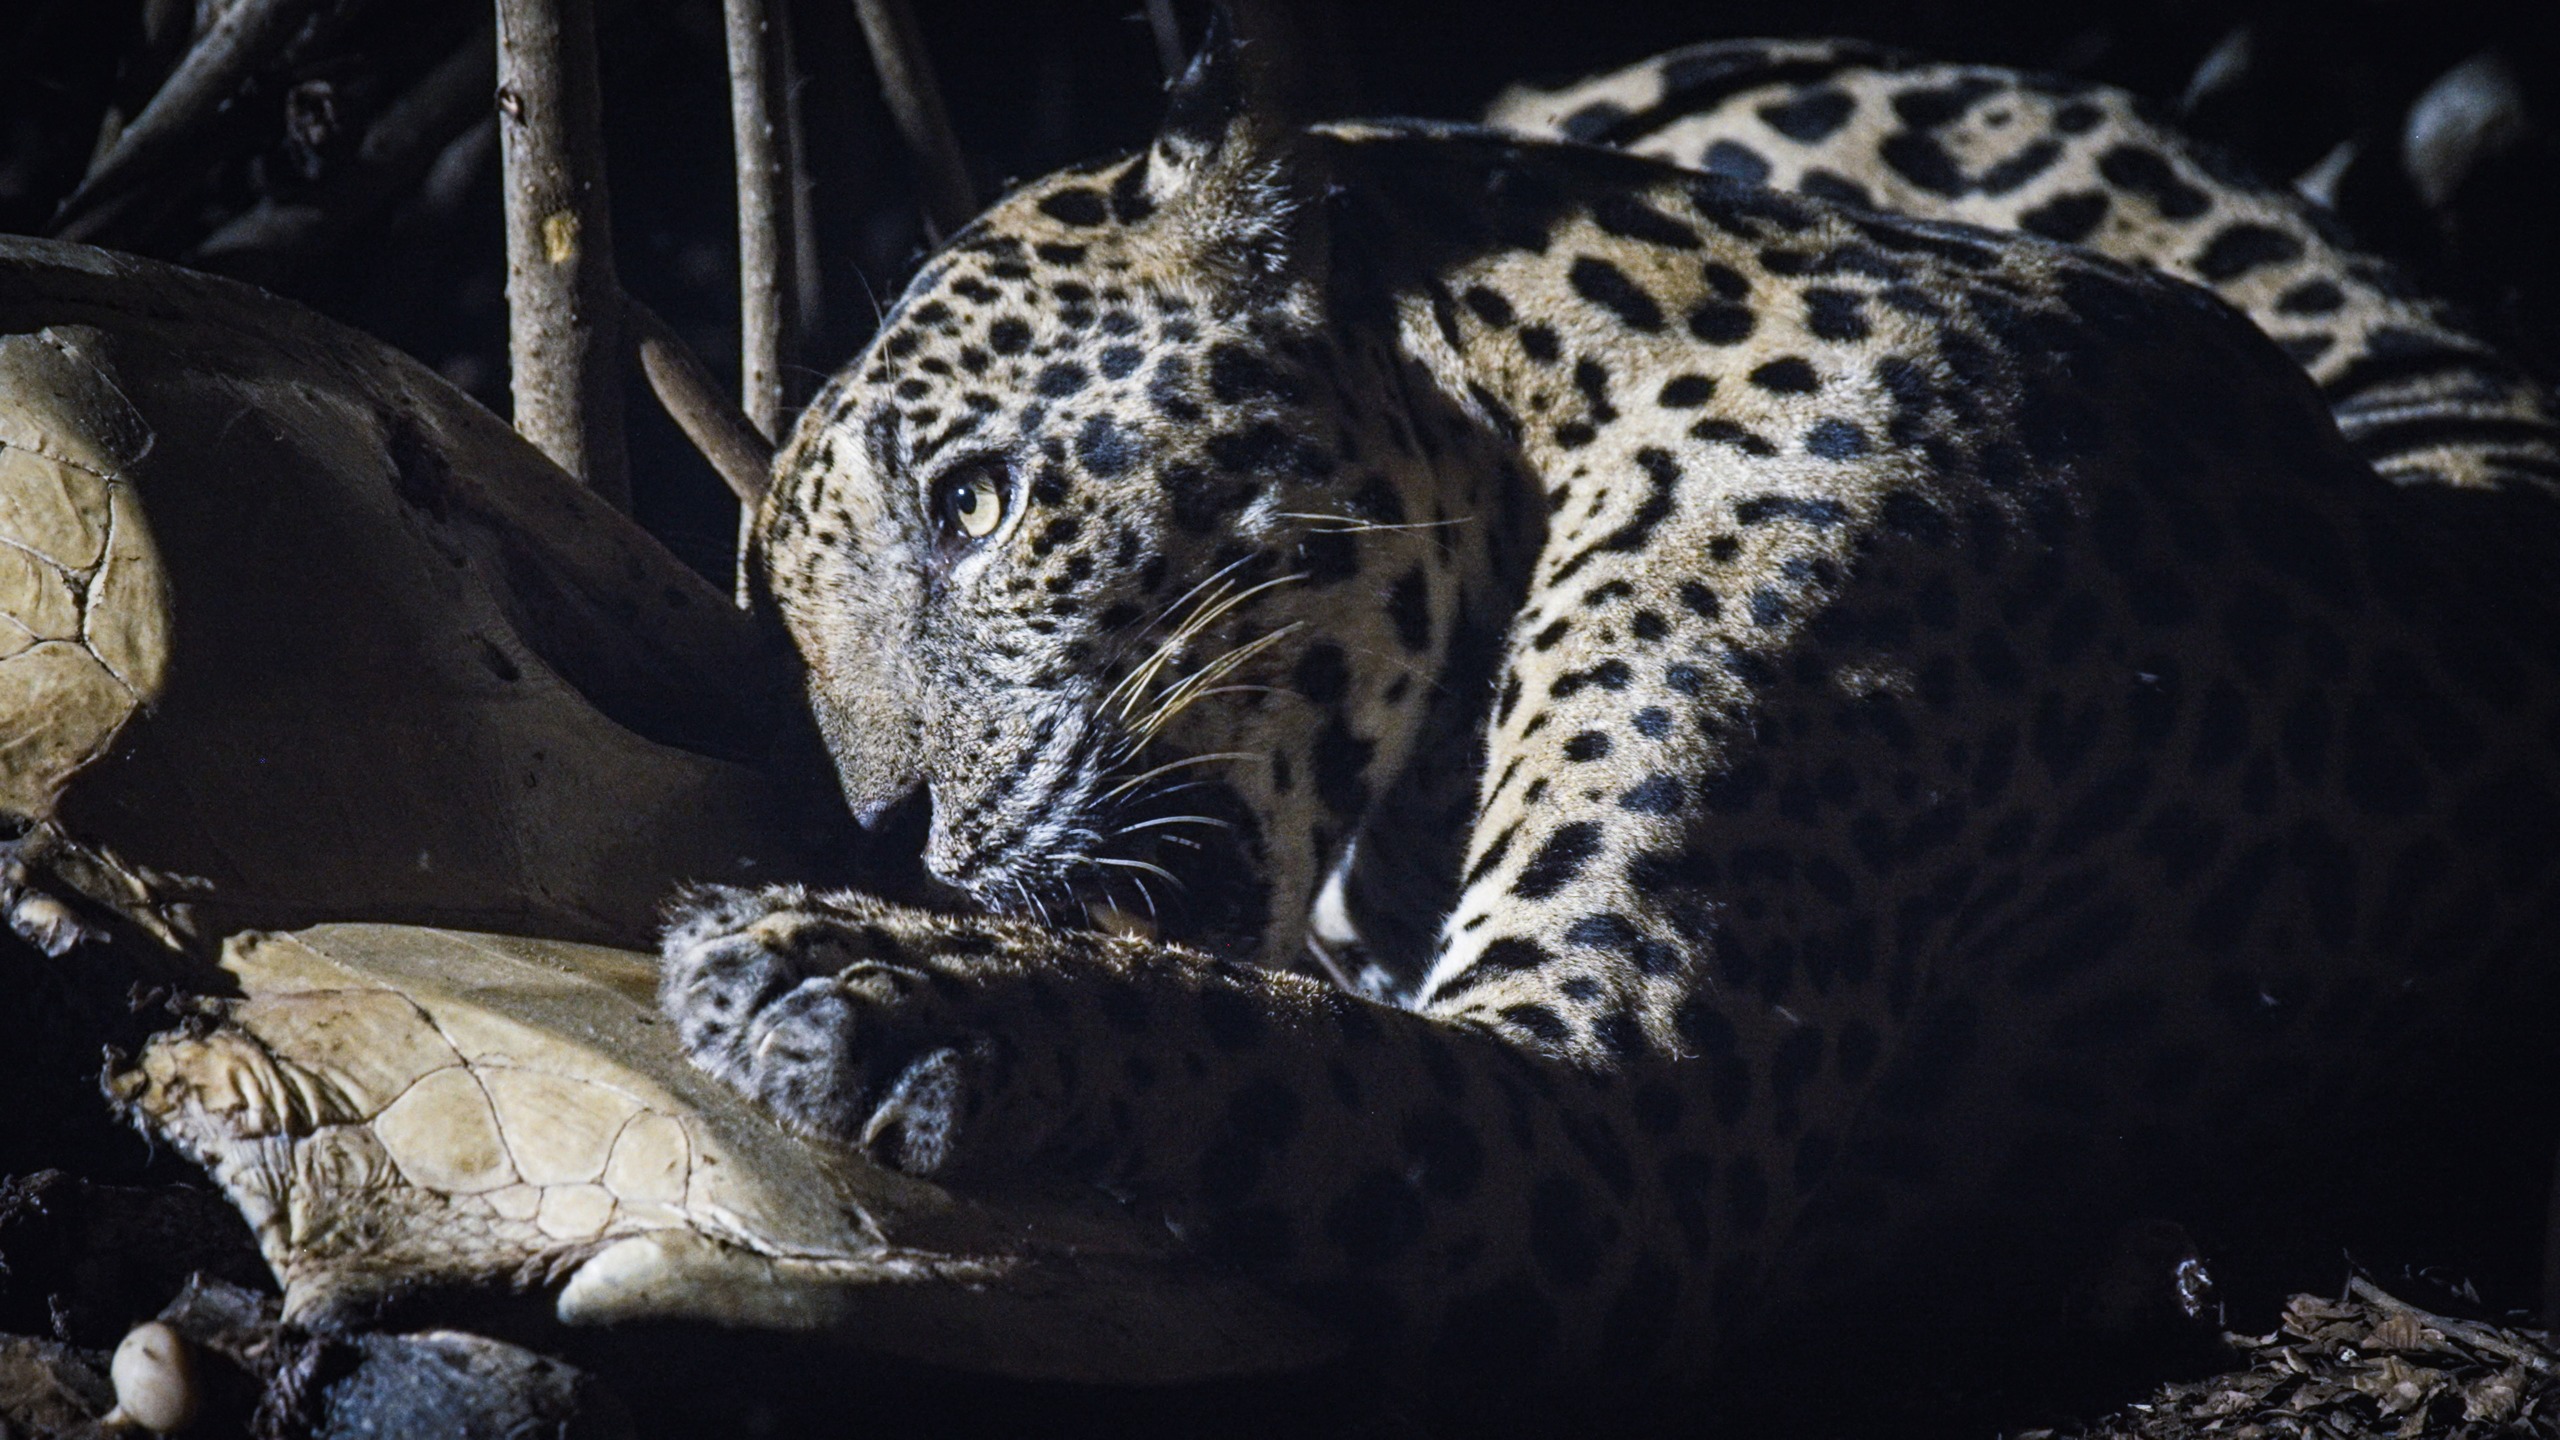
[[1485, 37, 2560, 498], [661, 30, 2560, 1388]]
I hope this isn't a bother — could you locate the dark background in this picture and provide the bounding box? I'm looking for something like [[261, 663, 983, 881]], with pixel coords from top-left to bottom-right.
[[0, 4, 2554, 1431], [4, 0, 2554, 589]]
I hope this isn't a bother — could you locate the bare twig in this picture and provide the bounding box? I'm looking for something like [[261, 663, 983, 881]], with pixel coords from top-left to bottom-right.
[[779, 10, 823, 345], [726, 0, 796, 597], [725, 0, 792, 442], [360, 26, 502, 179], [1224, 0, 1319, 123], [192, 24, 498, 286], [2346, 1278, 2557, 1375], [496, 0, 629, 508], [1143, 0, 1186, 80], [420, 115, 500, 218], [54, 0, 331, 240], [140, 0, 192, 53], [83, 104, 127, 182], [627, 298, 775, 509], [850, 0, 975, 241]]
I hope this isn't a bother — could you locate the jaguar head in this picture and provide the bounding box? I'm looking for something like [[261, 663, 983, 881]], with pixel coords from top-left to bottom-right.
[[756, 27, 1448, 963]]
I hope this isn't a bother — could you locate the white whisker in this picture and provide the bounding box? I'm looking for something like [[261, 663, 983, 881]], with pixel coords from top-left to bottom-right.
[[1100, 750, 1254, 802], [1079, 854, 1185, 888], [1100, 555, 1266, 715], [1273, 511, 1473, 534], [1115, 813, 1233, 835], [1131, 623, 1303, 742], [1304, 936, 1361, 994], [1115, 571, 1308, 722]]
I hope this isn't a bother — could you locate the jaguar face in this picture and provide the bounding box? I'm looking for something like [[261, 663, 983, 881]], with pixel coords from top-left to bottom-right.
[[755, 74, 1443, 964]]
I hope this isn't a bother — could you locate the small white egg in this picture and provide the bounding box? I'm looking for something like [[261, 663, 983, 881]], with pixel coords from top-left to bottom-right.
[[102, 1321, 197, 1434]]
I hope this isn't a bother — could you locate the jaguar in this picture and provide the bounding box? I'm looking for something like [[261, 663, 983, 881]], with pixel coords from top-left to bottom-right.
[[659, 26, 2560, 1388]]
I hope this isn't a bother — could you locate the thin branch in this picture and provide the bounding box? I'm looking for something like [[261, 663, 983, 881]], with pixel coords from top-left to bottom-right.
[[627, 297, 775, 509], [1143, 0, 1186, 80], [53, 0, 330, 240], [2345, 1279, 2556, 1375], [727, 0, 798, 598], [779, 10, 823, 345], [140, 0, 192, 54], [192, 24, 499, 286], [419, 115, 500, 219], [850, 0, 975, 241], [496, 0, 630, 508], [726, 0, 791, 443], [1224, 0, 1320, 124]]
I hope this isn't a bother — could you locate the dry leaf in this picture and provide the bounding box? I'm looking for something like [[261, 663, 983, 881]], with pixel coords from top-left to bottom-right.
[[2362, 1313, 2430, 1354], [2461, 1370, 2522, 1423]]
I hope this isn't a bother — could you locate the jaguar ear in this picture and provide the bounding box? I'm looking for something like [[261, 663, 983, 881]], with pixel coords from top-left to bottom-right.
[[1156, 10, 1268, 174], [1129, 6, 1313, 288]]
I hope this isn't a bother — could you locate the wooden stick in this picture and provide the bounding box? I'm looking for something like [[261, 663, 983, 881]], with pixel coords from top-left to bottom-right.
[[2346, 1278, 2556, 1375], [1143, 0, 1186, 80], [193, 25, 498, 285], [1225, 0, 1318, 123], [779, 6, 824, 346], [54, 0, 329, 239], [726, 0, 791, 444], [495, 0, 629, 508], [850, 0, 974, 241], [628, 298, 775, 509], [726, 0, 796, 596]]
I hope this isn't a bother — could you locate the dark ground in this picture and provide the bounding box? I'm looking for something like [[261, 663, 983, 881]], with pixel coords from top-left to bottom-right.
[[0, 0, 2556, 1435]]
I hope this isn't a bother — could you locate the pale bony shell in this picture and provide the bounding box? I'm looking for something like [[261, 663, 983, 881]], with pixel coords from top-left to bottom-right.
[[0, 328, 167, 821], [111, 924, 1342, 1386]]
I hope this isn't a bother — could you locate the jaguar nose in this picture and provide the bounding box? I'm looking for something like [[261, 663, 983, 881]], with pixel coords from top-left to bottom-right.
[[842, 784, 941, 908], [849, 782, 925, 832], [850, 795, 901, 831]]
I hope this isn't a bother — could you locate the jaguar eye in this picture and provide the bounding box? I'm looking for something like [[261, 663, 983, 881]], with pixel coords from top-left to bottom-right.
[[937, 464, 1007, 540]]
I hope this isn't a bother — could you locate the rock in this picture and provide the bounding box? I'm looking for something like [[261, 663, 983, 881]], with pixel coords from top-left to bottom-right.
[[0, 1173, 267, 1349], [311, 1332, 631, 1440], [0, 1337, 111, 1439], [69, 1277, 634, 1439]]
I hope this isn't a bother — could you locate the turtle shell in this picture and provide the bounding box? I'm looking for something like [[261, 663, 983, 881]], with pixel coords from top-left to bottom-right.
[[0, 236, 846, 953], [109, 923, 1338, 1384], [0, 326, 167, 824]]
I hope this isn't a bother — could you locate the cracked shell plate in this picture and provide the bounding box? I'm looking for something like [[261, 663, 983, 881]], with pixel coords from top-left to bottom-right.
[[109, 922, 1339, 1385], [0, 323, 166, 821]]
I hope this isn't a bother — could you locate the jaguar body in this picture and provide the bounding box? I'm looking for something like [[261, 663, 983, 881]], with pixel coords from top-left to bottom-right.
[[660, 30, 2560, 1387]]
